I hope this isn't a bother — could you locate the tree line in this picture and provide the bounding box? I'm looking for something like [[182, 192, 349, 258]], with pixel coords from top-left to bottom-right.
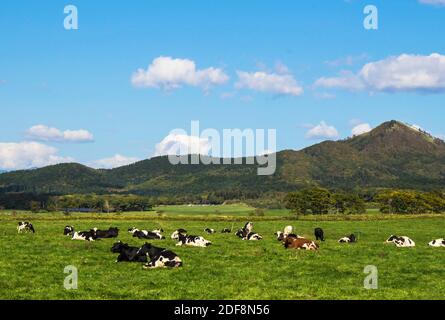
[[284, 188, 445, 215], [1, 188, 445, 214]]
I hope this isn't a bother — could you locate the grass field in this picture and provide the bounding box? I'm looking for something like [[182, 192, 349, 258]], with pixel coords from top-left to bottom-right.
[[1, 206, 445, 300]]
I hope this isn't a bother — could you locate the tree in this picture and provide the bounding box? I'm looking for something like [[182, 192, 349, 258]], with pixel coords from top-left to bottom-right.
[[285, 188, 333, 215]]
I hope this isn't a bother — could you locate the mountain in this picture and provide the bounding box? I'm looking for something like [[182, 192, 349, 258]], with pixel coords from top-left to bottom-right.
[[1, 120, 445, 196]]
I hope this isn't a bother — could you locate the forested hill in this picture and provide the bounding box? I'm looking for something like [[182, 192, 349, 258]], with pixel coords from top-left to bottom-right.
[[1, 120, 445, 196]]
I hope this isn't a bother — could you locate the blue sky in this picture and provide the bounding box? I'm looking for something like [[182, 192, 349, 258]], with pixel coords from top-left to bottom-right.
[[1, 0, 445, 170]]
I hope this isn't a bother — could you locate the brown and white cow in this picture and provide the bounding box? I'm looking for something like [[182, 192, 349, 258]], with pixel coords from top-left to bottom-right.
[[283, 237, 319, 251]]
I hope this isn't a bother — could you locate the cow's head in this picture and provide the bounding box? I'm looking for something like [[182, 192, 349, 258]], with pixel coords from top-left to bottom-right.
[[386, 235, 398, 243], [111, 241, 128, 253]]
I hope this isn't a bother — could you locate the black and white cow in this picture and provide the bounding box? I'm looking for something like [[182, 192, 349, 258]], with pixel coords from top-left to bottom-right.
[[242, 232, 263, 241], [235, 222, 254, 239], [235, 222, 262, 240], [275, 226, 303, 241], [275, 231, 303, 242], [171, 229, 187, 240], [385, 235, 415, 247], [429, 239, 445, 247], [314, 228, 325, 241], [64, 226, 74, 236], [176, 234, 212, 247], [17, 222, 35, 233], [111, 241, 149, 262], [128, 227, 164, 240], [142, 243, 182, 269], [204, 228, 216, 234], [338, 234, 357, 243], [94, 227, 119, 239], [221, 228, 232, 233], [71, 229, 97, 241]]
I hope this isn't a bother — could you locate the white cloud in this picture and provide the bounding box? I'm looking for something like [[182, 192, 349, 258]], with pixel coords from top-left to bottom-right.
[[315, 71, 365, 91], [153, 133, 211, 157], [351, 123, 372, 136], [419, 0, 445, 6], [89, 154, 140, 169], [315, 53, 445, 93], [325, 53, 370, 67], [131, 56, 229, 91], [235, 70, 303, 96], [305, 121, 339, 140], [26, 125, 94, 143], [0, 142, 73, 170]]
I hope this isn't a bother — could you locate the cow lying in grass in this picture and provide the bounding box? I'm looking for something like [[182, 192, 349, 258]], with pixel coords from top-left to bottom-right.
[[94, 227, 119, 239], [204, 228, 216, 234], [235, 222, 262, 240], [385, 235, 415, 247], [142, 243, 182, 269], [429, 239, 445, 247], [221, 228, 231, 233], [338, 234, 357, 243], [171, 229, 187, 240], [17, 222, 35, 234], [284, 237, 319, 251], [111, 241, 150, 262], [275, 232, 303, 242], [128, 227, 164, 240], [275, 226, 304, 242], [176, 234, 212, 247], [72, 229, 98, 241]]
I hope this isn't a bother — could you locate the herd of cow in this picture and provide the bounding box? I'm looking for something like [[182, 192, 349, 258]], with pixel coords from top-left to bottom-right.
[[16, 221, 445, 269]]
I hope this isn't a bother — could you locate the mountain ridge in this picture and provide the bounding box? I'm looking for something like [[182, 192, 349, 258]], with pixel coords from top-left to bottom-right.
[[1, 120, 444, 196]]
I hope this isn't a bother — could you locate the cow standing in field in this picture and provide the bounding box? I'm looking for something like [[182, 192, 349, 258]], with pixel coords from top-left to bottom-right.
[[284, 237, 319, 251], [142, 243, 182, 269], [385, 235, 415, 247], [17, 222, 35, 233], [314, 228, 325, 241]]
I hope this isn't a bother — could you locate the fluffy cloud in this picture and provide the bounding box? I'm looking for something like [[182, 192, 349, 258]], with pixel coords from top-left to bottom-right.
[[89, 154, 140, 169], [26, 125, 94, 143], [131, 56, 229, 91], [153, 133, 211, 157], [315, 71, 365, 91], [351, 123, 372, 136], [305, 121, 339, 140], [0, 142, 73, 170], [315, 53, 445, 93], [419, 0, 445, 6], [235, 70, 304, 96]]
